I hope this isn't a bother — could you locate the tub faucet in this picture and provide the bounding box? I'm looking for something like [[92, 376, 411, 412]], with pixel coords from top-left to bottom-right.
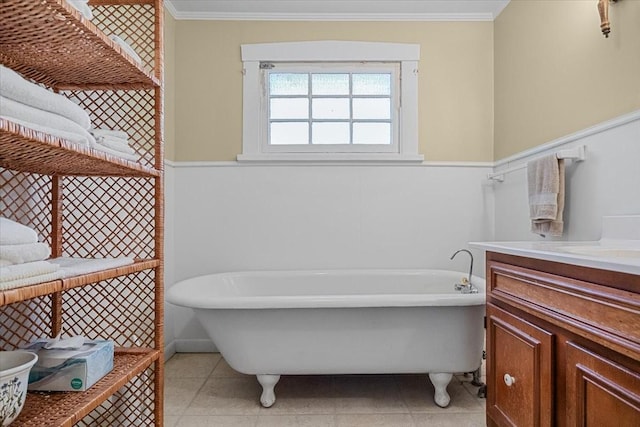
[[451, 249, 476, 293]]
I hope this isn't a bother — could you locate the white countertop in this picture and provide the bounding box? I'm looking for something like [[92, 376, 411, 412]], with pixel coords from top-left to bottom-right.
[[469, 240, 640, 276]]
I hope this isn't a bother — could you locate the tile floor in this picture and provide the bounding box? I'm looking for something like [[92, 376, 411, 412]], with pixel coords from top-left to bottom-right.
[[164, 353, 487, 427]]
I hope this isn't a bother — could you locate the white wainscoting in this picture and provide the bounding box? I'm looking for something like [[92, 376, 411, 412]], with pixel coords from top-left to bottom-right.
[[163, 110, 640, 353], [491, 111, 640, 242], [164, 162, 494, 352]]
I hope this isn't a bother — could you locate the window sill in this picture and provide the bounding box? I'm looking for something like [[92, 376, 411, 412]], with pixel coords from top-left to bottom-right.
[[236, 153, 425, 164]]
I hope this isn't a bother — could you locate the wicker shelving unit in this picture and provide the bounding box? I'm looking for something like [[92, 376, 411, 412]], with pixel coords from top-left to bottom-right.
[[0, 0, 164, 425]]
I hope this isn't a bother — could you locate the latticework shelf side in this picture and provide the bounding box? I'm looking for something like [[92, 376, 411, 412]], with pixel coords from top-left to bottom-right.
[[0, 0, 164, 424]]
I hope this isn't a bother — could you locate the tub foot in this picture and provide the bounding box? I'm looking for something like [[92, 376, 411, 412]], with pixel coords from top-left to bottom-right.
[[429, 373, 452, 408], [257, 374, 280, 408]]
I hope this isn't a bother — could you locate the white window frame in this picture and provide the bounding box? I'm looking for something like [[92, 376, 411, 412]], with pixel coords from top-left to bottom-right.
[[239, 41, 423, 163]]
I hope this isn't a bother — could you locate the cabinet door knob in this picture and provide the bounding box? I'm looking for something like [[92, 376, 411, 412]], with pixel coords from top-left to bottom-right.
[[503, 373, 516, 387]]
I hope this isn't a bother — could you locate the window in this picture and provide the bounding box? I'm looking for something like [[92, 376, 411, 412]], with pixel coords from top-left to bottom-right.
[[265, 63, 398, 151], [240, 41, 423, 163]]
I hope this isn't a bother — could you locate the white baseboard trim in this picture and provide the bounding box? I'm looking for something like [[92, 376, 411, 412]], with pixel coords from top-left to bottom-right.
[[174, 339, 219, 353], [164, 340, 177, 361]]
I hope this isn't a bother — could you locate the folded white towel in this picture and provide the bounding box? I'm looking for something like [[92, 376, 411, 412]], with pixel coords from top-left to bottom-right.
[[89, 140, 139, 162], [0, 96, 96, 145], [90, 128, 130, 140], [49, 256, 134, 278], [66, 0, 93, 20], [1, 115, 90, 146], [95, 135, 136, 155], [0, 270, 64, 291], [0, 242, 51, 264], [0, 65, 91, 129], [109, 35, 142, 64], [527, 155, 565, 237], [0, 260, 59, 283], [0, 259, 12, 267], [0, 217, 39, 245]]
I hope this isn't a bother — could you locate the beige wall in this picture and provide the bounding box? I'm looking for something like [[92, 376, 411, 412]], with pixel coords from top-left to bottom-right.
[[494, 0, 640, 160], [164, 9, 176, 161], [170, 21, 494, 162]]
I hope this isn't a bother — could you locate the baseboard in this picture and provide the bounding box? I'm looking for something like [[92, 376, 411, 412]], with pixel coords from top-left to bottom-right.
[[164, 340, 177, 361], [174, 339, 219, 353]]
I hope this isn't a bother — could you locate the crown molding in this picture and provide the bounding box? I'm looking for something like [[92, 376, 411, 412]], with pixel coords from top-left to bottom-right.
[[166, 11, 495, 21], [164, 0, 179, 19], [163, 1, 497, 21]]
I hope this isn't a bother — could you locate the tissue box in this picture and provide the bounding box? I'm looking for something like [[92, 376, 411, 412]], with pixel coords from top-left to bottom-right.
[[25, 339, 114, 391]]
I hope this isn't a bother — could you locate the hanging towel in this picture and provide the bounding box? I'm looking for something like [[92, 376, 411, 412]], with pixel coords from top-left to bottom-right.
[[0, 242, 51, 264], [1, 115, 90, 147], [49, 256, 134, 278], [0, 65, 91, 129], [0, 96, 96, 145], [527, 155, 565, 237], [0, 217, 39, 245]]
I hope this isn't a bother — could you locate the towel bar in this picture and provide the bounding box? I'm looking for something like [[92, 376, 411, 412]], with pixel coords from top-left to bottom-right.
[[488, 145, 585, 182]]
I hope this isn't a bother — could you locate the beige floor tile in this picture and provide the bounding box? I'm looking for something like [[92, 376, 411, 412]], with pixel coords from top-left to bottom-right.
[[413, 411, 486, 427], [163, 415, 180, 427], [336, 413, 415, 427], [185, 377, 263, 416], [164, 377, 207, 416], [257, 414, 336, 427], [397, 375, 483, 413], [211, 358, 253, 378], [176, 415, 258, 426], [165, 353, 221, 378], [333, 375, 408, 414], [258, 375, 336, 415]]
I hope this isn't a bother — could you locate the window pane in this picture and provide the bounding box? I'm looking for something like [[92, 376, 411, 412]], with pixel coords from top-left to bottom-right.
[[352, 74, 391, 95], [312, 122, 350, 144], [269, 73, 308, 95], [353, 122, 390, 144], [312, 74, 349, 95], [270, 122, 309, 145], [270, 98, 309, 119], [312, 98, 350, 119], [353, 98, 390, 120]]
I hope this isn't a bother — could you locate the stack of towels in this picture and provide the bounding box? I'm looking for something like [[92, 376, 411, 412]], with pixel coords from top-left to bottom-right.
[[0, 65, 139, 163], [62, 1, 143, 66], [89, 129, 139, 161], [0, 217, 62, 291], [66, 0, 93, 20]]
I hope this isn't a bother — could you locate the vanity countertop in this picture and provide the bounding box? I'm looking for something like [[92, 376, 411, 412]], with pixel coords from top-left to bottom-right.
[[469, 240, 640, 276]]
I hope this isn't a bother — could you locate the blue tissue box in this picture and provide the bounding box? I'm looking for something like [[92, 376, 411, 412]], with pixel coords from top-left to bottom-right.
[[26, 339, 114, 391]]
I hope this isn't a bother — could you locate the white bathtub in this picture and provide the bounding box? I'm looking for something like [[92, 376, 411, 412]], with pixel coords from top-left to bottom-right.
[[167, 269, 486, 408]]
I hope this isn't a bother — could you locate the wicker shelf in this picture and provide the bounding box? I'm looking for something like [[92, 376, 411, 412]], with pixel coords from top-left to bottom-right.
[[0, 0, 164, 424], [0, 119, 160, 177], [0, 0, 160, 90], [0, 259, 160, 306], [11, 348, 160, 427]]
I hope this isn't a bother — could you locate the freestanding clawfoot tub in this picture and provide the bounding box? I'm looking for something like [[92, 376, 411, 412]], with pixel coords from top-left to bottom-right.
[[167, 269, 486, 408]]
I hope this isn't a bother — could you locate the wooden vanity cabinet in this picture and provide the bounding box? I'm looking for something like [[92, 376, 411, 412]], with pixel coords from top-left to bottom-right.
[[485, 252, 640, 427]]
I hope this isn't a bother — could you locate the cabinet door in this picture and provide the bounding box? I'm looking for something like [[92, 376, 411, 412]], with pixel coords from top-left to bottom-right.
[[487, 304, 554, 427], [566, 342, 640, 427]]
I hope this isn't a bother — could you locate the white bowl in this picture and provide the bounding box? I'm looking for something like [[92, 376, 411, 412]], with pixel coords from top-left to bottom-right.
[[0, 351, 38, 426]]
